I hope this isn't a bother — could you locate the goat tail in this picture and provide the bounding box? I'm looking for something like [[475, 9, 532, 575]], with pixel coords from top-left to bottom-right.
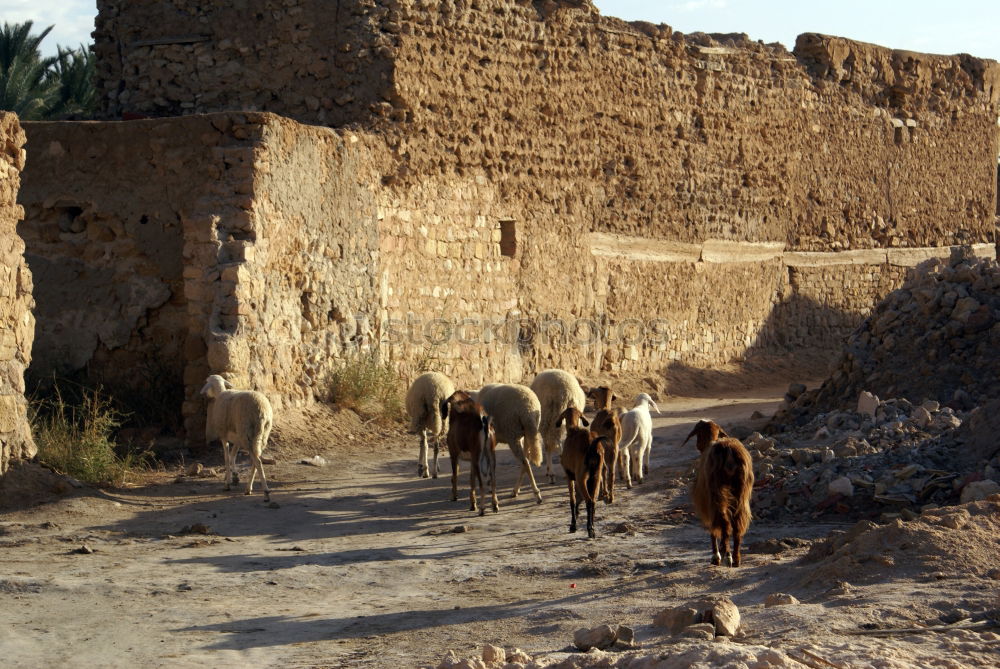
[[523, 429, 543, 467]]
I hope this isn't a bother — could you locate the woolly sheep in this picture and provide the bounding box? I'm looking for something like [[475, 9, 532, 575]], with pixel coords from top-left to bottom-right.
[[530, 369, 586, 484], [406, 371, 455, 478], [618, 393, 660, 487], [477, 383, 544, 503], [200, 375, 273, 501]]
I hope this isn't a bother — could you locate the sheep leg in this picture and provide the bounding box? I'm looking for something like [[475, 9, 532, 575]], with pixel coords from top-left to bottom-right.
[[220, 441, 233, 491], [418, 429, 429, 478], [567, 475, 578, 533], [545, 440, 558, 485], [510, 439, 543, 503], [247, 451, 270, 501]]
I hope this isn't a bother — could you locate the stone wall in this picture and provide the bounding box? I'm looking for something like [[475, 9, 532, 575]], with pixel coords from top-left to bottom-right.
[[20, 0, 997, 431], [94, 0, 1000, 252], [0, 114, 35, 473], [19, 114, 391, 439]]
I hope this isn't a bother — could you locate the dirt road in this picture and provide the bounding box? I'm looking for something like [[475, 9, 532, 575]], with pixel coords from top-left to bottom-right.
[[1, 385, 997, 668]]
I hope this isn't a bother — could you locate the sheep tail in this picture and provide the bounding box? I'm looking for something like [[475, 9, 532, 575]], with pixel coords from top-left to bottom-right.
[[523, 430, 543, 467]]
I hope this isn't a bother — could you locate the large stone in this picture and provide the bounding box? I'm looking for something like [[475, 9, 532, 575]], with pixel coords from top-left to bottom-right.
[[481, 644, 505, 664], [765, 593, 800, 607], [708, 599, 741, 636], [653, 606, 701, 634], [828, 476, 854, 497], [857, 391, 879, 418], [960, 480, 1000, 504], [573, 624, 618, 651]]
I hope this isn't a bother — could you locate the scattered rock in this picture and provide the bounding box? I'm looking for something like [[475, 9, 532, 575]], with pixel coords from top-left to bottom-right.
[[72, 544, 94, 554], [179, 523, 214, 535], [960, 479, 1000, 504], [653, 606, 701, 634], [681, 623, 716, 640], [300, 455, 327, 467], [615, 625, 635, 647], [857, 391, 879, 418], [481, 644, 505, 664], [573, 624, 618, 651], [185, 462, 204, 477], [764, 593, 800, 607], [708, 599, 740, 636]]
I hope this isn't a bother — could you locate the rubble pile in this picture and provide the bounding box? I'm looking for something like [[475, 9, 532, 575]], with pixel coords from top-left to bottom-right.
[[785, 253, 1000, 416], [750, 392, 1000, 521], [755, 252, 1000, 521]]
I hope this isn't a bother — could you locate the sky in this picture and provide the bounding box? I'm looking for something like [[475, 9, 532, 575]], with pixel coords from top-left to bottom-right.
[[4, 0, 1000, 62]]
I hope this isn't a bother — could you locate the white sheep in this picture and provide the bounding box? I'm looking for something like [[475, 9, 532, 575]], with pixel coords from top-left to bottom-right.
[[200, 375, 274, 501], [618, 393, 661, 487], [405, 371, 455, 478], [530, 369, 586, 484], [477, 383, 544, 503]]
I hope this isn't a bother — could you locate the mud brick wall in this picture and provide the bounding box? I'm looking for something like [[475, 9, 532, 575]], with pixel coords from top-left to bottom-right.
[[94, 0, 1000, 252], [0, 114, 35, 474], [19, 114, 389, 440]]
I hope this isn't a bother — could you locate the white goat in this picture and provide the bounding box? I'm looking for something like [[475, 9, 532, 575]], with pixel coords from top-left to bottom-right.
[[530, 369, 586, 484], [405, 371, 455, 478], [618, 393, 661, 487], [200, 375, 274, 501]]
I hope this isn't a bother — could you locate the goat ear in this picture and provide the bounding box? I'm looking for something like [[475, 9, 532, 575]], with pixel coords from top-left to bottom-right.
[[580, 415, 590, 427], [650, 399, 661, 414], [555, 415, 564, 428], [612, 393, 618, 401], [223, 379, 234, 390], [717, 425, 729, 438], [680, 425, 698, 447]]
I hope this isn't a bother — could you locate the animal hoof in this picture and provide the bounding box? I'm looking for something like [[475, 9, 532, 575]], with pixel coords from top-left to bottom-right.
[[432, 473, 438, 479], [588, 531, 596, 539], [478, 508, 484, 516], [724, 554, 734, 568], [492, 505, 499, 513], [569, 525, 577, 533], [711, 555, 722, 566], [535, 496, 543, 504]]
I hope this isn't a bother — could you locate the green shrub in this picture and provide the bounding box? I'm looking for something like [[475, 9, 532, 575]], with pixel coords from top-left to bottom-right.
[[326, 349, 404, 421], [30, 383, 149, 487]]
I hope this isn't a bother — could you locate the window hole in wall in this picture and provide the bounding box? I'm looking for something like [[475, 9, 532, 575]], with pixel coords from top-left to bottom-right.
[[499, 218, 517, 257], [56, 205, 85, 234], [139, 214, 149, 225]]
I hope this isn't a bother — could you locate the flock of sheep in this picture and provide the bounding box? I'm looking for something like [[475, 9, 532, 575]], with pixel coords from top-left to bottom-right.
[[195, 369, 754, 568], [404, 369, 755, 567]]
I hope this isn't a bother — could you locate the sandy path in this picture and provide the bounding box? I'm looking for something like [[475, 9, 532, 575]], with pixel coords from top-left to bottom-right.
[[1, 384, 996, 668]]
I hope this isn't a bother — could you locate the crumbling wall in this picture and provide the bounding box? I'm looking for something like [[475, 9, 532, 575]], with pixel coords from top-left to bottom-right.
[[0, 113, 36, 473], [74, 0, 1000, 391], [94, 0, 396, 127], [19, 115, 261, 435]]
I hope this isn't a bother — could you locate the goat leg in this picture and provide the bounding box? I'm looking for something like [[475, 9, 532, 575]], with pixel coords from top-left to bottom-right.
[[711, 535, 722, 566], [586, 498, 596, 539], [431, 436, 440, 479], [732, 534, 742, 568]]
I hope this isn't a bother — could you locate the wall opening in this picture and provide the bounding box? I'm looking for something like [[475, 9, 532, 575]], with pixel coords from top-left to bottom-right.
[[499, 218, 517, 257]]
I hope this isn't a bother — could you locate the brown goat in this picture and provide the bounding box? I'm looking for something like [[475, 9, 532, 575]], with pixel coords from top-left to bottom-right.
[[441, 391, 498, 516], [681, 420, 753, 567], [556, 407, 606, 539], [586, 386, 623, 504]]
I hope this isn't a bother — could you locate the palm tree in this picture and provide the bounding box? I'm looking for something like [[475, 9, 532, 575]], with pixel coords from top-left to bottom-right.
[[0, 21, 98, 120], [49, 46, 97, 118], [0, 21, 58, 120]]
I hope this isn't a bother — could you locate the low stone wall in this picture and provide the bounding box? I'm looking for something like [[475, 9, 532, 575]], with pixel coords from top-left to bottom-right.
[[0, 113, 36, 474]]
